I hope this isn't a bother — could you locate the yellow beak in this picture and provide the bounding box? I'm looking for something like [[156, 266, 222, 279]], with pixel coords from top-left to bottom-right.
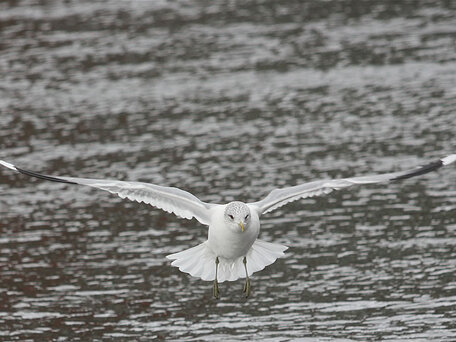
[[239, 222, 244, 232]]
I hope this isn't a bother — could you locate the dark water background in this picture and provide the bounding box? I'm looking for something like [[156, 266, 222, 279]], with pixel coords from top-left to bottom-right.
[[1, 0, 456, 341]]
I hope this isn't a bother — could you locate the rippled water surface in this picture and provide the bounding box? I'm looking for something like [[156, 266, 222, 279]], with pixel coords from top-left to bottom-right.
[[1, 0, 456, 341]]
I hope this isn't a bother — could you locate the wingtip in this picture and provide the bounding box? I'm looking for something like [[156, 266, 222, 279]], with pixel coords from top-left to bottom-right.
[[0, 160, 18, 171], [441, 154, 456, 166]]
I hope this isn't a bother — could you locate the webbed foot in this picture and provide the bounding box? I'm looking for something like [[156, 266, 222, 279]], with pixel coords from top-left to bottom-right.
[[213, 279, 220, 299]]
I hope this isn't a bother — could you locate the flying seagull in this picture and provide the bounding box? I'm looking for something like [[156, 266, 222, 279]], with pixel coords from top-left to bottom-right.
[[1, 154, 455, 298]]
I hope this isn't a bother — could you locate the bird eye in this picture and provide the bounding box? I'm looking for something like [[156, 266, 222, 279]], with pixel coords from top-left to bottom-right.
[[228, 214, 234, 220], [245, 214, 249, 220]]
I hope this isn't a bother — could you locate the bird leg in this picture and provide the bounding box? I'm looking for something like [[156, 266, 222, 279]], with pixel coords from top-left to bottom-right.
[[242, 256, 251, 298], [213, 257, 220, 299]]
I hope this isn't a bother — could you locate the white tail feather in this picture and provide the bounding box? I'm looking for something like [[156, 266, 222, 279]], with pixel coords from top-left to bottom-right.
[[166, 239, 288, 282]]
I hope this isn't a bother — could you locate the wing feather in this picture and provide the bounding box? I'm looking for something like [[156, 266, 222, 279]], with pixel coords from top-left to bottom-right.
[[250, 154, 456, 215], [0, 161, 215, 225]]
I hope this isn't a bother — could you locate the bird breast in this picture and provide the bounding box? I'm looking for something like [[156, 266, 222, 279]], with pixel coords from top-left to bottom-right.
[[207, 205, 260, 260]]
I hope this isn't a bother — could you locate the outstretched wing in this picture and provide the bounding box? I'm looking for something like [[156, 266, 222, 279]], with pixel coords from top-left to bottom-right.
[[0, 160, 216, 225], [250, 154, 456, 215]]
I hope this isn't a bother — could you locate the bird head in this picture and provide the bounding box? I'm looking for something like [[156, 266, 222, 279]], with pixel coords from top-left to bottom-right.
[[224, 201, 251, 233]]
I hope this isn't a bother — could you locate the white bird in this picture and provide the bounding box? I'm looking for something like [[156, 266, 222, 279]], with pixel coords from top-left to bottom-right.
[[1, 154, 455, 298]]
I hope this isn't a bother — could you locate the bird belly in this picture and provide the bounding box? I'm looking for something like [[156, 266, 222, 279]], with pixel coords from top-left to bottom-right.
[[207, 221, 259, 260]]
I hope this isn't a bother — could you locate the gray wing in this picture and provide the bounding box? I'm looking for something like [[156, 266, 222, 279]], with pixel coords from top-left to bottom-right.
[[0, 160, 215, 225], [250, 154, 456, 215]]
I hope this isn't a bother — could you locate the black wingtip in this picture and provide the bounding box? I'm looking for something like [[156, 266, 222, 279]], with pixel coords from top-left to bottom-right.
[[392, 159, 444, 181], [15, 166, 78, 185]]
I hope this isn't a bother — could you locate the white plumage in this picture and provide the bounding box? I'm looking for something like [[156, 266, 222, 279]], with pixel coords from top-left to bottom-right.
[[0, 154, 455, 296], [166, 239, 287, 282]]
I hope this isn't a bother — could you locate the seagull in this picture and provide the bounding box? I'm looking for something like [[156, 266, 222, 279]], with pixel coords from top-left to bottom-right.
[[1, 154, 455, 298]]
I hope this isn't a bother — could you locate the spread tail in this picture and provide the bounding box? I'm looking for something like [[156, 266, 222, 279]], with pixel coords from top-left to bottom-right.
[[166, 239, 288, 282]]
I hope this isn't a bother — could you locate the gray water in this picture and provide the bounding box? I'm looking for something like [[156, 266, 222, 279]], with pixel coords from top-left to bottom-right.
[[1, 0, 456, 341]]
